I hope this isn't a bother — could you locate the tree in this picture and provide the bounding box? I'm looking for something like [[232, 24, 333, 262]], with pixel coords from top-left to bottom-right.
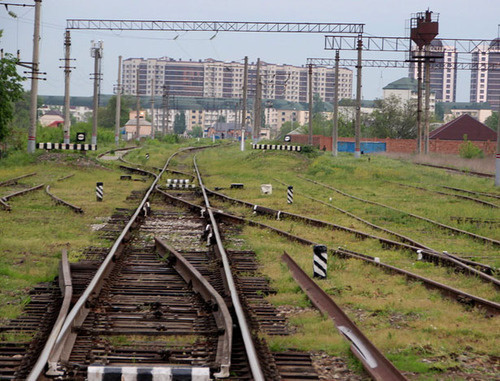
[[485, 112, 498, 131], [367, 95, 417, 139], [97, 95, 133, 128], [173, 112, 186, 135], [0, 30, 25, 143], [189, 125, 203, 138]]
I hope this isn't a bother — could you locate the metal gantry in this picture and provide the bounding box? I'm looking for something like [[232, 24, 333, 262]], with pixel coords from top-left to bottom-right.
[[325, 35, 499, 53], [307, 57, 500, 70], [66, 19, 364, 34]]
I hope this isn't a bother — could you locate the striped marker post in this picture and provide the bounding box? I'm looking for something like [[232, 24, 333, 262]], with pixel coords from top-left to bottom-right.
[[287, 186, 294, 204], [96, 182, 103, 202], [87, 366, 210, 381], [145, 153, 150, 160], [313, 245, 327, 279]]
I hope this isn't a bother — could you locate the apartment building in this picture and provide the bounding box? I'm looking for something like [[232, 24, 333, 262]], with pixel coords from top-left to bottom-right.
[[470, 38, 500, 110], [409, 41, 457, 102], [121, 57, 353, 103]]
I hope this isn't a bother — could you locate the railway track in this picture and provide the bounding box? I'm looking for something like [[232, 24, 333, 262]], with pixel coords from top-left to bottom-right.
[[414, 162, 494, 178], [9, 147, 325, 380]]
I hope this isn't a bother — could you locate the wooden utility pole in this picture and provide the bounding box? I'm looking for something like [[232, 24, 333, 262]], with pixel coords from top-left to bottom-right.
[[308, 64, 313, 145], [135, 68, 140, 140], [241, 56, 248, 151], [332, 50, 339, 156], [354, 37, 363, 158], [253, 58, 262, 142], [62, 30, 72, 144], [115, 55, 122, 146], [150, 76, 155, 139], [27, 0, 42, 153]]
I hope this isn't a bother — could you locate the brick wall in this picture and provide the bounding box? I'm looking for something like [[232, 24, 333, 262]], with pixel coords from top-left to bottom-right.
[[289, 135, 496, 155]]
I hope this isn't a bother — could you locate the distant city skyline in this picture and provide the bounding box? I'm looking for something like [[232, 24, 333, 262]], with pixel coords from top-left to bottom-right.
[[0, 0, 499, 102]]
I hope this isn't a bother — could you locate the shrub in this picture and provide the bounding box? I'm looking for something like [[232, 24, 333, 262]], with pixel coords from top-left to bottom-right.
[[458, 135, 483, 159]]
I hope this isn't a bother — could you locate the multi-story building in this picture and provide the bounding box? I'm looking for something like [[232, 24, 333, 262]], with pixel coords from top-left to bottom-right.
[[383, 77, 436, 112], [470, 38, 500, 110], [121, 57, 353, 103], [409, 41, 457, 102]]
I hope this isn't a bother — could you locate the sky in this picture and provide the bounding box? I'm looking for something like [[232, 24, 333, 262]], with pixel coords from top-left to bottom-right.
[[0, 0, 499, 102]]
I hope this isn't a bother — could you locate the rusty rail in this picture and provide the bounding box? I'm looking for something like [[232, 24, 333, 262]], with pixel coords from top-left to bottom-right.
[[56, 174, 75, 182], [205, 188, 499, 288], [155, 238, 232, 378], [301, 177, 500, 247], [45, 185, 83, 214], [26, 250, 73, 381], [193, 156, 265, 381], [1, 184, 45, 202], [414, 163, 494, 178], [0, 198, 11, 211], [282, 252, 407, 381], [443, 186, 500, 200], [0, 172, 37, 187], [395, 182, 498, 209], [156, 190, 500, 316]]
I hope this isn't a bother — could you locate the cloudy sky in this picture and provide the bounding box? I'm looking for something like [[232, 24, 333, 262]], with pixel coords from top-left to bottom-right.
[[1, 0, 499, 101]]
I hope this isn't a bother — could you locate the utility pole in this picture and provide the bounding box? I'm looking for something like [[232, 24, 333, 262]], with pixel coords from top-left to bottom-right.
[[332, 50, 339, 156], [241, 56, 248, 151], [308, 64, 313, 145], [354, 37, 363, 158], [150, 76, 155, 139], [27, 0, 42, 153], [61, 30, 73, 145], [416, 48, 423, 154], [253, 58, 262, 142], [496, 100, 500, 187], [136, 68, 141, 140], [424, 45, 431, 155], [90, 40, 103, 146], [114, 55, 122, 147], [162, 85, 169, 135]]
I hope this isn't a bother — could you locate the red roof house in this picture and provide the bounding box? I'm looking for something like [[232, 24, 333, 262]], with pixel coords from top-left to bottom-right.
[[430, 114, 497, 141]]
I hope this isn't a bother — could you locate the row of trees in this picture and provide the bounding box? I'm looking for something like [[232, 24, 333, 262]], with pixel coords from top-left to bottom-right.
[[280, 94, 446, 140]]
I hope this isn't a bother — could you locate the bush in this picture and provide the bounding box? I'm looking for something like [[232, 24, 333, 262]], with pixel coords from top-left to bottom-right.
[[458, 135, 483, 159]]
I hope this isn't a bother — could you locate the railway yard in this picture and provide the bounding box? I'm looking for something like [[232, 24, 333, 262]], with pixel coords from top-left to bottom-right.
[[0, 141, 498, 380]]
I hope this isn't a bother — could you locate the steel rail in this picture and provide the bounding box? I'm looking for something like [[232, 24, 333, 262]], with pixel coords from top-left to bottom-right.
[[49, 147, 196, 374], [118, 164, 158, 178], [301, 177, 500, 247], [45, 185, 83, 214], [0, 172, 37, 187], [56, 174, 75, 182], [153, 190, 500, 317], [395, 182, 498, 209], [0, 198, 11, 211], [193, 156, 266, 381], [155, 238, 232, 378], [414, 163, 494, 178], [96, 146, 139, 159], [442, 186, 500, 200], [272, 178, 433, 250], [204, 188, 499, 287], [26, 250, 73, 381], [282, 251, 407, 381], [1, 183, 45, 201]]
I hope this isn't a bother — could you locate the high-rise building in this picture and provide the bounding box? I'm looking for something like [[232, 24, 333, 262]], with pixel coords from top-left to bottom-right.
[[470, 38, 500, 110], [409, 40, 457, 103], [121, 57, 353, 103]]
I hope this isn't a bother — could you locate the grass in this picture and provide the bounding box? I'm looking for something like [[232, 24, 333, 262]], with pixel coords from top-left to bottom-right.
[[1, 141, 499, 379]]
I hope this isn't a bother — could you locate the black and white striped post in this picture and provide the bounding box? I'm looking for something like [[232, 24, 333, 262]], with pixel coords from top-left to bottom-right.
[[313, 245, 327, 279], [145, 153, 150, 160], [287, 185, 294, 204], [96, 182, 103, 202]]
